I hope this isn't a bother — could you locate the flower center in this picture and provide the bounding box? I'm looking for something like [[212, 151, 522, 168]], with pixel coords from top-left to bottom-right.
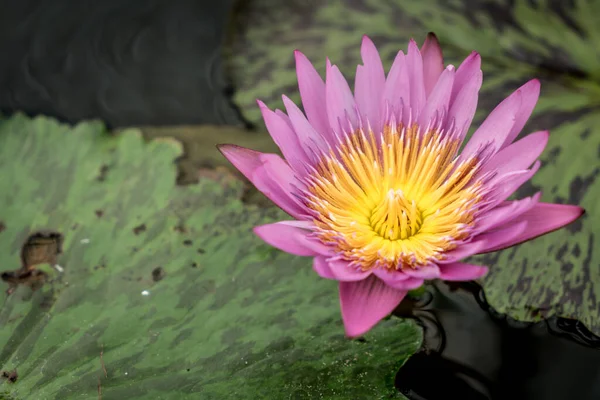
[[370, 189, 422, 240], [304, 123, 488, 271]]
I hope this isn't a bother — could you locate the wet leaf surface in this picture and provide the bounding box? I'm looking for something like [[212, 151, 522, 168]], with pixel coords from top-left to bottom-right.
[[0, 114, 421, 399], [226, 0, 600, 334]]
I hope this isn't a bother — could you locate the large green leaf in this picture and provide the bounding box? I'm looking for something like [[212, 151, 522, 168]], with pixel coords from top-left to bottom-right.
[[226, 0, 599, 332], [0, 114, 421, 399]]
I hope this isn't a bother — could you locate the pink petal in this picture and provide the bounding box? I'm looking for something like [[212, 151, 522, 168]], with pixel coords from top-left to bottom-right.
[[420, 32, 444, 97], [501, 79, 541, 148], [448, 69, 482, 140], [254, 222, 330, 256], [373, 267, 410, 284], [480, 203, 585, 253], [403, 264, 441, 279], [475, 192, 541, 234], [295, 51, 330, 139], [439, 240, 488, 264], [451, 52, 481, 103], [313, 256, 337, 279], [441, 221, 529, 263], [372, 268, 425, 290], [474, 221, 529, 253], [275, 220, 316, 229], [418, 65, 455, 128], [391, 277, 426, 290], [482, 130, 549, 176], [258, 101, 309, 173], [406, 39, 426, 116], [355, 36, 385, 132], [326, 63, 357, 132], [382, 51, 410, 125], [282, 95, 329, 157], [218, 145, 306, 218], [275, 109, 293, 128], [339, 276, 407, 337], [313, 257, 371, 281], [438, 262, 489, 281], [461, 86, 522, 159], [488, 161, 541, 206]]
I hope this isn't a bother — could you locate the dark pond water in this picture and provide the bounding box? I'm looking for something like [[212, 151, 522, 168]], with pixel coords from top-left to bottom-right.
[[395, 282, 600, 400], [1, 1, 598, 399], [0, 0, 244, 128]]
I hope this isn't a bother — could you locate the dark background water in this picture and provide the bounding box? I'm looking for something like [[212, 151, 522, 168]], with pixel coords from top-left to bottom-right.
[[0, 0, 243, 128], [0, 0, 598, 399], [395, 283, 600, 400]]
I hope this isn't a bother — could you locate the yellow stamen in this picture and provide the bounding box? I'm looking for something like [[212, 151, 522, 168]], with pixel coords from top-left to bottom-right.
[[306, 123, 485, 270]]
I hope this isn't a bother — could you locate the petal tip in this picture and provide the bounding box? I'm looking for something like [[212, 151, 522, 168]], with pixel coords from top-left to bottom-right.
[[339, 278, 406, 338], [215, 143, 231, 153], [217, 143, 247, 157], [252, 225, 271, 242], [344, 327, 367, 339], [574, 205, 586, 219], [293, 49, 305, 59], [256, 99, 267, 108], [439, 262, 489, 281], [469, 265, 489, 280], [522, 78, 541, 94], [425, 31, 439, 43]]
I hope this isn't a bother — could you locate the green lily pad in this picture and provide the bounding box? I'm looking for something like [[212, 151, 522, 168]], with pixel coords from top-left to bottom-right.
[[225, 0, 599, 333], [0, 114, 421, 399]]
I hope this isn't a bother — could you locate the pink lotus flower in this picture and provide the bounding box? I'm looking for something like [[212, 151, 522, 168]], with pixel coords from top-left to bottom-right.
[[219, 34, 585, 338]]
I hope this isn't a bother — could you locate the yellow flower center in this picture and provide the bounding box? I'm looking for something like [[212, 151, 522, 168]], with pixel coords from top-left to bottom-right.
[[305, 123, 486, 270]]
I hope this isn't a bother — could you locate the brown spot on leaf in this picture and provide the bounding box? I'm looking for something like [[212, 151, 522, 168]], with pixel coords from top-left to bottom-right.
[[580, 128, 591, 139], [1, 369, 18, 383], [1, 231, 63, 294], [1, 269, 47, 294], [545, 146, 561, 164], [197, 248, 205, 254], [97, 164, 109, 181], [133, 224, 147, 235], [191, 262, 198, 268], [568, 169, 599, 205], [572, 244, 581, 258], [152, 267, 166, 282], [95, 210, 104, 218], [174, 224, 187, 233], [21, 231, 63, 269], [183, 239, 192, 246], [0, 222, 5, 233]]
